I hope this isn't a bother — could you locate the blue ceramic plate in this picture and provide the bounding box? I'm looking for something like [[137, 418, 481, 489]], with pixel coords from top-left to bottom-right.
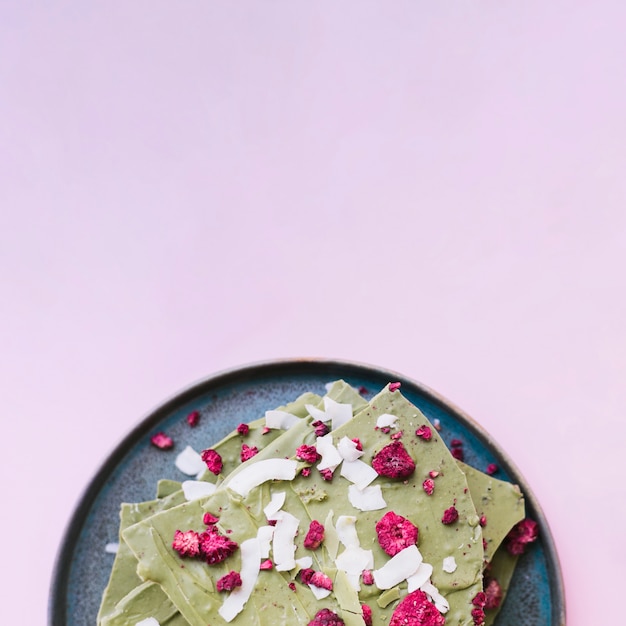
[[49, 359, 565, 625]]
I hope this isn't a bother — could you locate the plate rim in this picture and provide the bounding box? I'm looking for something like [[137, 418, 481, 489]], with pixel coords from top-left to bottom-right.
[[48, 357, 566, 626]]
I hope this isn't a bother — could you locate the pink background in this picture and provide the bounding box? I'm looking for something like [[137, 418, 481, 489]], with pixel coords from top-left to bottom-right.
[[2, 2, 625, 624]]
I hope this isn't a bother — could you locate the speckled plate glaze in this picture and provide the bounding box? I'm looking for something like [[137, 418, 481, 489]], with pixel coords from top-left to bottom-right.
[[49, 359, 565, 626]]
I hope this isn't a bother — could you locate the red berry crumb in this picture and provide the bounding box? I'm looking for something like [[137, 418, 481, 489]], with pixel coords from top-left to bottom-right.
[[390, 430, 404, 440], [186, 410, 200, 427], [304, 520, 325, 550], [389, 590, 445, 626], [483, 577, 503, 609], [172, 529, 200, 557], [151, 432, 174, 450], [299, 568, 315, 584], [288, 581, 296, 591], [471, 608, 485, 625], [261, 426, 271, 435], [472, 592, 486, 607], [362, 604, 373, 626], [450, 439, 463, 447], [240, 443, 259, 462], [301, 467, 311, 477], [259, 559, 273, 570], [361, 569, 374, 585], [198, 526, 238, 564], [310, 571, 333, 591], [312, 420, 330, 437], [201, 449, 223, 475], [296, 444, 320, 464], [415, 425, 432, 441], [505, 518, 539, 555], [423, 478, 435, 495], [203, 512, 219, 525], [319, 468, 334, 481], [442, 506, 459, 525], [216, 570, 242, 592], [486, 463, 498, 475], [371, 441, 415, 479], [352, 438, 363, 451], [236, 423, 250, 436], [389, 382, 402, 392], [479, 515, 487, 527], [376, 511, 419, 556], [429, 470, 440, 479], [308, 609, 345, 626], [451, 447, 465, 461]]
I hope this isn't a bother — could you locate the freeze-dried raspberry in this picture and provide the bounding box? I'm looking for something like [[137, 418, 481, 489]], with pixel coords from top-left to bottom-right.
[[259, 559, 273, 570], [201, 449, 223, 475], [486, 463, 498, 475], [450, 439, 463, 447], [299, 568, 315, 584], [304, 520, 325, 549], [301, 467, 311, 477], [151, 432, 174, 450], [471, 608, 485, 625], [198, 526, 238, 564], [172, 530, 200, 557], [186, 410, 200, 427], [380, 426, 391, 434], [429, 470, 440, 479], [451, 447, 464, 461], [362, 604, 373, 626], [390, 430, 404, 440], [415, 425, 432, 441], [482, 538, 488, 551], [389, 382, 402, 392], [308, 609, 344, 626], [203, 512, 219, 525], [312, 420, 330, 437], [471, 592, 486, 608], [216, 570, 242, 592], [319, 468, 334, 481], [389, 590, 445, 626], [361, 569, 374, 585], [352, 438, 363, 451], [505, 518, 538, 555], [483, 578, 503, 609], [372, 441, 415, 479], [441, 506, 459, 525], [479, 515, 487, 527], [288, 581, 296, 591], [310, 571, 333, 591], [376, 511, 419, 556], [241, 443, 259, 462], [423, 478, 435, 495], [262, 426, 271, 435], [296, 445, 320, 464], [236, 423, 249, 436]]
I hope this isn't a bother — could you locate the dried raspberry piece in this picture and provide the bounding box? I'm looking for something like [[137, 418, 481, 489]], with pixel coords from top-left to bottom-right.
[[423, 478, 435, 495], [203, 512, 219, 525], [201, 449, 223, 475], [301, 467, 311, 477], [486, 463, 498, 475], [505, 518, 538, 555], [372, 441, 415, 479], [240, 443, 259, 462], [483, 577, 503, 609], [299, 568, 315, 584], [376, 511, 419, 556], [216, 570, 242, 592], [479, 515, 487, 527], [472, 592, 486, 608], [441, 506, 459, 525], [361, 569, 374, 585], [429, 470, 440, 478], [450, 439, 463, 447], [451, 447, 464, 461], [415, 425, 432, 441], [198, 526, 238, 564], [471, 608, 485, 625], [319, 468, 334, 481], [308, 609, 345, 626], [186, 410, 200, 427], [362, 604, 373, 626], [151, 432, 174, 450], [310, 571, 333, 591], [390, 430, 404, 440], [259, 559, 273, 570], [380, 426, 391, 434], [296, 444, 320, 464], [236, 422, 250, 436], [261, 426, 271, 435], [389, 382, 402, 392], [312, 420, 330, 437], [288, 581, 296, 591], [172, 530, 200, 557], [304, 520, 325, 549], [352, 438, 363, 451], [482, 538, 488, 551], [389, 590, 445, 626]]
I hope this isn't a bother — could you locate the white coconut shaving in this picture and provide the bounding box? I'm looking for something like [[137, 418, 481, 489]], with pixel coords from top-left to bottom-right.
[[308, 584, 332, 600], [336, 515, 360, 548], [337, 436, 364, 461], [442, 556, 457, 573], [264, 410, 299, 430], [256, 525, 275, 558], [324, 396, 353, 430], [347, 484, 387, 511], [182, 480, 217, 501], [323, 510, 339, 560], [105, 542, 119, 554], [340, 459, 378, 490], [406, 562, 433, 592], [305, 403, 329, 422], [263, 491, 286, 520], [316, 434, 343, 472], [376, 413, 399, 429], [226, 459, 298, 497], [334, 516, 374, 591], [218, 537, 261, 622], [421, 581, 450, 614], [271, 511, 300, 571], [135, 618, 160, 626], [373, 544, 423, 589], [295, 556, 313, 569], [175, 446, 206, 476]]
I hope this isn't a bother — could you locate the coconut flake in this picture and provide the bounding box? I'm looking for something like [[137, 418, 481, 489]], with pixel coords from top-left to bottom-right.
[[135, 619, 160, 626], [323, 510, 339, 560], [227, 459, 298, 497], [335, 515, 359, 548], [175, 446, 206, 476], [324, 397, 353, 430], [305, 403, 329, 422], [263, 491, 286, 520], [218, 537, 261, 622], [182, 480, 217, 501], [105, 542, 119, 554], [335, 546, 374, 591], [340, 459, 378, 490], [257, 526, 275, 558], [421, 581, 450, 614], [264, 410, 299, 430], [442, 556, 457, 573], [373, 544, 423, 590], [348, 484, 387, 511], [295, 556, 313, 569], [272, 511, 300, 571], [337, 436, 364, 461], [406, 562, 433, 592], [376, 413, 399, 429], [308, 584, 332, 599], [316, 434, 343, 472]]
